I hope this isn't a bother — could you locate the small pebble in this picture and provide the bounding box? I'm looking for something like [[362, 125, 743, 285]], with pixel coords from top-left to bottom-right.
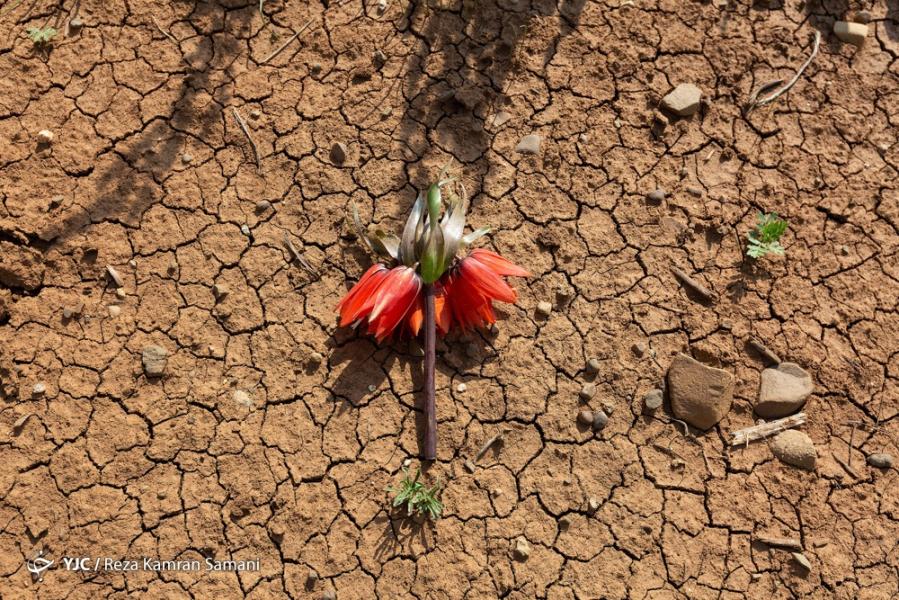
[[643, 389, 664, 413], [68, 17, 83, 31], [491, 111, 512, 128], [587, 497, 600, 512], [106, 265, 125, 287], [686, 185, 703, 197], [631, 341, 647, 357], [661, 83, 702, 117], [128, 259, 137, 268], [108, 305, 121, 318], [791, 552, 812, 571], [250, 109, 262, 119], [647, 188, 666, 204], [232, 390, 252, 408], [586, 358, 601, 373], [115, 289, 126, 300], [536, 301, 553, 317], [515, 134, 542, 155], [866, 453, 893, 469], [330, 142, 348, 165], [367, 384, 377, 393], [602, 402, 615, 415], [181, 153, 193, 164], [577, 409, 594, 426], [679, 167, 689, 179], [49, 195, 63, 209], [32, 383, 46, 397], [456, 383, 467, 393], [558, 515, 571, 530], [309, 351, 324, 365], [854, 10, 872, 24], [62, 304, 83, 319], [321, 590, 336, 600], [37, 130, 54, 144], [833, 21, 868, 47], [592, 410, 609, 431], [307, 569, 319, 584], [255, 200, 272, 212], [578, 383, 596, 401], [513, 537, 531, 561], [241, 224, 251, 236], [212, 284, 229, 300], [142, 345, 168, 377]]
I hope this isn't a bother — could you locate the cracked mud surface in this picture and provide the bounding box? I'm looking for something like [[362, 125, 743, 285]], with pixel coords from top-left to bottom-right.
[[1, 0, 898, 597]]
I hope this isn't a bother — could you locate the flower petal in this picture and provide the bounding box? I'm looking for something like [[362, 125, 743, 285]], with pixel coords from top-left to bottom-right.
[[367, 267, 422, 341], [459, 255, 518, 303], [470, 249, 530, 277], [337, 264, 388, 326]]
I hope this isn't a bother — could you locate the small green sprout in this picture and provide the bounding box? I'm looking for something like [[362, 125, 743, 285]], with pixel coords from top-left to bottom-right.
[[27, 26, 57, 46], [387, 467, 443, 520], [746, 212, 788, 259]]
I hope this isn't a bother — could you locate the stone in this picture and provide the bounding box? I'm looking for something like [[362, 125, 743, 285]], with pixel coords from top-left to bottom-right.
[[631, 341, 647, 357], [69, 17, 83, 30], [49, 195, 63, 209], [536, 301, 552, 317], [770, 430, 816, 470], [686, 185, 703, 197], [241, 224, 251, 236], [661, 83, 703, 117], [513, 537, 530, 560], [586, 358, 600, 373], [62, 303, 83, 319], [592, 410, 609, 431], [833, 21, 867, 47], [212, 284, 229, 300], [329, 142, 347, 165], [181, 153, 193, 164], [587, 497, 600, 512], [106, 265, 124, 287], [667, 353, 734, 430], [577, 409, 594, 426], [255, 200, 272, 212], [32, 383, 46, 397], [643, 388, 664, 413], [37, 130, 54, 144], [854, 10, 872, 24], [233, 390, 252, 408], [866, 453, 893, 469], [108, 305, 121, 318], [491, 111, 512, 128], [115, 289, 126, 300], [578, 383, 596, 401], [456, 383, 467, 393], [756, 362, 813, 418], [647, 188, 666, 204], [250, 109, 262, 119], [321, 590, 336, 600], [309, 351, 324, 365], [515, 134, 541, 154], [791, 552, 812, 571], [142, 345, 168, 377]]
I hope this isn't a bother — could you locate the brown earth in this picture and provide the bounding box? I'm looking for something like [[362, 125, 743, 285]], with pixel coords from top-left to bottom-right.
[[1, 0, 898, 598]]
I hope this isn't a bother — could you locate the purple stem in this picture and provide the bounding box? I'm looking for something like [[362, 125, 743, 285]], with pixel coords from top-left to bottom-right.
[[422, 284, 437, 460]]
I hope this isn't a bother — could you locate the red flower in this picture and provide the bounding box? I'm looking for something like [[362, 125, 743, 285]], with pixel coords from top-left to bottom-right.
[[338, 249, 528, 340]]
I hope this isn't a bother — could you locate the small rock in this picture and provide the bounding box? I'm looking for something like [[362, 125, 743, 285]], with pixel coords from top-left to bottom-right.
[[536, 301, 552, 317], [464, 459, 477, 473], [756, 362, 813, 418], [671, 458, 685, 470], [49, 195, 63, 209], [329, 142, 348, 165], [686, 185, 703, 197], [142, 345, 168, 378], [32, 383, 46, 397], [578, 383, 596, 401], [255, 200, 272, 213], [37, 130, 54, 144], [373, 49, 387, 67], [108, 305, 121, 318], [68, 17, 83, 31], [631, 341, 647, 357], [321, 590, 337, 600], [62, 303, 83, 319], [250, 109, 262, 120], [181, 153, 193, 164], [833, 21, 867, 47], [866, 453, 893, 469], [602, 402, 614, 415], [513, 537, 531, 561], [456, 383, 467, 393], [309, 351, 324, 365], [661, 83, 702, 117], [791, 552, 812, 571], [577, 409, 594, 426], [212, 284, 229, 300], [491, 111, 512, 128], [558, 515, 571, 530], [667, 352, 734, 430], [854, 10, 872, 24], [586, 358, 601, 373], [241, 224, 251, 236], [679, 167, 689, 179], [115, 288, 126, 300], [128, 259, 137, 268], [106, 265, 125, 287], [643, 388, 664, 413], [647, 188, 666, 204], [587, 497, 600, 512], [592, 410, 609, 432], [367, 384, 377, 393], [233, 390, 252, 408], [306, 569, 319, 584], [770, 430, 817, 470], [515, 134, 542, 155]]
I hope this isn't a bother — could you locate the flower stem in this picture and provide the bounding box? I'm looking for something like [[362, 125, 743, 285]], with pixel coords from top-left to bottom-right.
[[422, 283, 437, 461]]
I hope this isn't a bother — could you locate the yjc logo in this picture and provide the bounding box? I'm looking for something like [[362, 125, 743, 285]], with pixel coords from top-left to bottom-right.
[[26, 549, 54, 583]]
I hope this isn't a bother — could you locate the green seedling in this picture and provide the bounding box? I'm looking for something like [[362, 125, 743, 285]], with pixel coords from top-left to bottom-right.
[[387, 467, 443, 520], [746, 212, 788, 259], [27, 26, 57, 46]]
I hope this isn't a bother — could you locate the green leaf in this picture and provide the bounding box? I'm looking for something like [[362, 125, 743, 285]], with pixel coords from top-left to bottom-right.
[[419, 225, 446, 284], [27, 26, 57, 45]]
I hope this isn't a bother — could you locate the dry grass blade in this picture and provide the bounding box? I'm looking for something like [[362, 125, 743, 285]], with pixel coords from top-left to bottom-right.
[[283, 233, 319, 277], [745, 31, 821, 115], [231, 107, 260, 167], [258, 17, 315, 65]]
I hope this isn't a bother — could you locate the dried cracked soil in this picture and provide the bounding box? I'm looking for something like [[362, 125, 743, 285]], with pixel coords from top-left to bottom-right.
[[1, 0, 898, 598]]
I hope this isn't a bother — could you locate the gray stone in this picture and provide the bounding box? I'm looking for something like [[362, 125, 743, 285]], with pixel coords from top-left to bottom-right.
[[667, 352, 733, 430], [834, 21, 867, 47], [115, 288, 126, 300], [69, 17, 83, 30], [513, 537, 531, 560], [330, 142, 348, 165], [791, 552, 812, 571], [643, 388, 664, 413], [142, 345, 168, 377], [587, 497, 600, 512], [577, 409, 594, 426], [578, 383, 596, 401], [586, 358, 601, 373], [661, 83, 703, 117], [647, 188, 666, 204], [756, 362, 813, 418], [536, 301, 552, 317], [867, 453, 893, 469], [592, 410, 609, 432], [854, 10, 872, 24], [250, 109, 262, 120], [62, 303, 83, 319], [631, 341, 647, 357], [515, 134, 542, 155], [108, 305, 121, 318], [106, 265, 124, 287], [233, 390, 253, 408], [212, 284, 229, 300], [255, 200, 272, 212], [309, 351, 324, 365], [181, 153, 193, 164], [32, 383, 46, 397], [321, 590, 336, 600], [491, 111, 512, 128], [770, 430, 816, 470]]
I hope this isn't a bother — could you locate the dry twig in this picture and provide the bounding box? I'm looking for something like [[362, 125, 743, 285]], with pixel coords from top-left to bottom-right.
[[671, 267, 714, 302], [283, 233, 318, 277], [729, 413, 806, 447], [151, 16, 178, 47], [755, 535, 803, 551], [745, 31, 821, 115], [231, 108, 260, 167], [258, 18, 315, 65]]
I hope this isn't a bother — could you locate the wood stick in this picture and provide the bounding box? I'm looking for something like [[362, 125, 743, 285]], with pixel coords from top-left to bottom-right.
[[745, 31, 820, 115], [748, 338, 781, 365], [671, 267, 714, 301], [231, 108, 260, 167], [258, 18, 315, 65], [755, 535, 802, 551], [465, 429, 511, 471], [151, 16, 179, 47], [729, 412, 806, 447], [283, 233, 318, 276]]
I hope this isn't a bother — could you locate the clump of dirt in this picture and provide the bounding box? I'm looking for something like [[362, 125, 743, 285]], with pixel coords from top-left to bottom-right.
[[0, 0, 897, 597]]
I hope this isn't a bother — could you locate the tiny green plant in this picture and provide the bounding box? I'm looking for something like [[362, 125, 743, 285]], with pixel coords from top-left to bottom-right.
[[387, 467, 443, 520], [26, 26, 57, 46], [746, 212, 788, 259]]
